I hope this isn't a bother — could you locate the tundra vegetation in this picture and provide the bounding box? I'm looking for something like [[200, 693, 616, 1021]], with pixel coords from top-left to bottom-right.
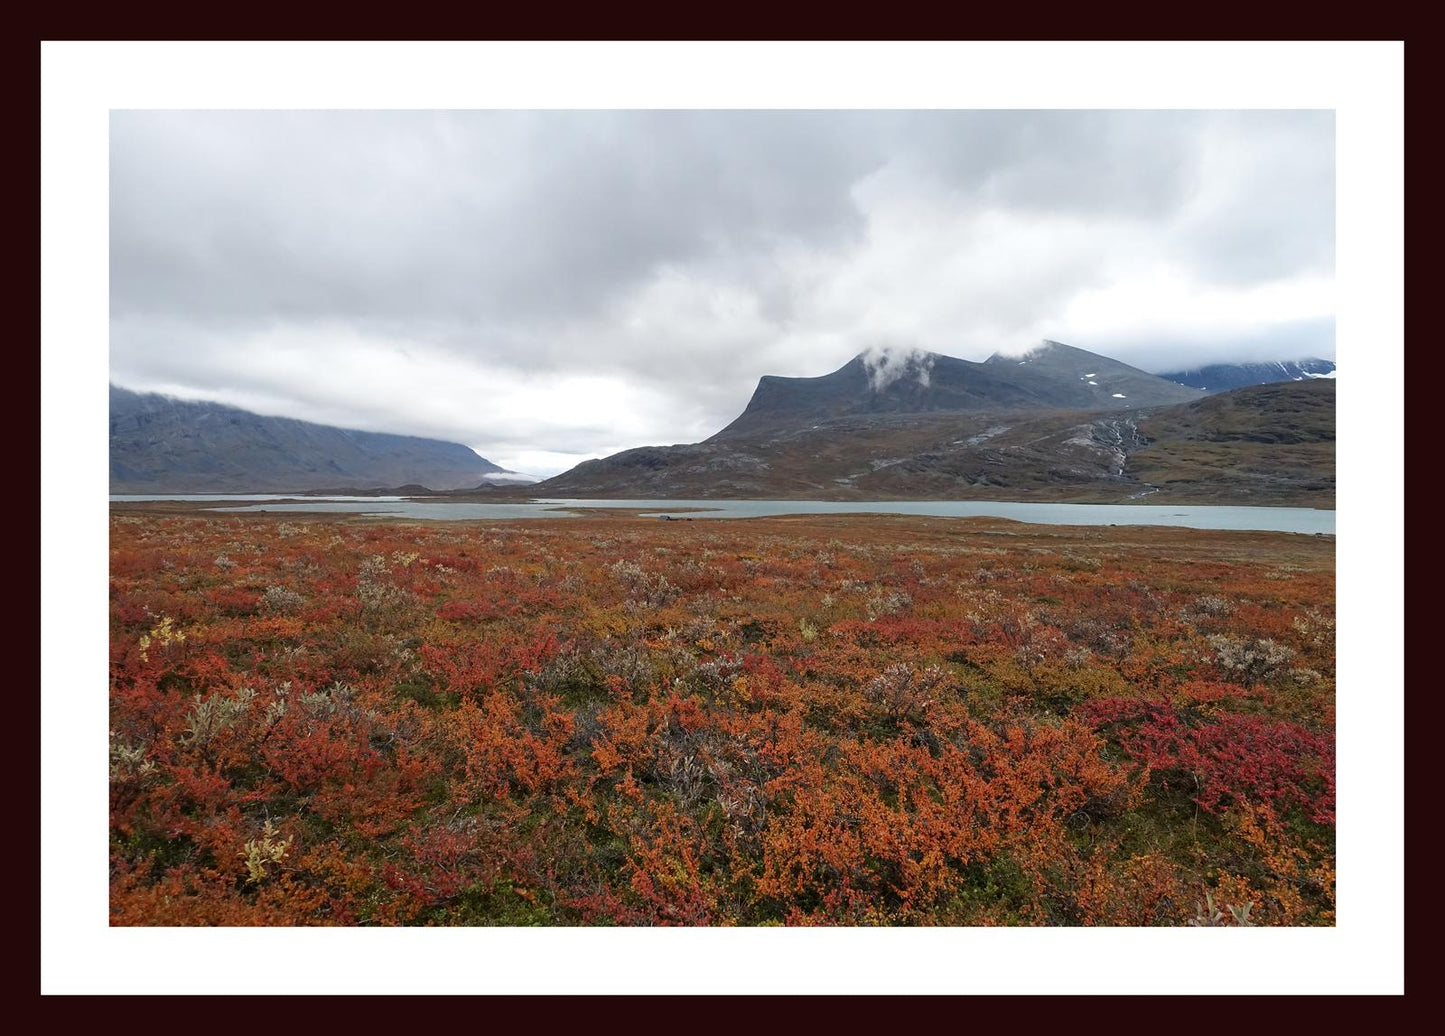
[[109, 512, 1334, 926]]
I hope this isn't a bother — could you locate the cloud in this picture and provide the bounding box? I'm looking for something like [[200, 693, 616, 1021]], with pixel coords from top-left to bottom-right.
[[110, 110, 1335, 473], [860, 345, 935, 391]]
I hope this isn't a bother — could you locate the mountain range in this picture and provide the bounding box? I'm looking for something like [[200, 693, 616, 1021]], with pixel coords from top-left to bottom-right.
[[532, 342, 1334, 506], [1158, 358, 1336, 393], [712, 341, 1202, 440], [109, 386, 527, 493], [110, 341, 1335, 505]]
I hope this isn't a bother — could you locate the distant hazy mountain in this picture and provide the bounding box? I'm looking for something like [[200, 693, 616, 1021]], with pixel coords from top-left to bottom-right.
[[110, 385, 518, 493], [535, 342, 1333, 506], [712, 340, 1200, 440], [1158, 358, 1336, 393]]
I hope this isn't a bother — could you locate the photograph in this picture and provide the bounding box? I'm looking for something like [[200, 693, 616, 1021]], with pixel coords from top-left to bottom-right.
[[105, 108, 1340, 928], [37, 39, 1404, 995]]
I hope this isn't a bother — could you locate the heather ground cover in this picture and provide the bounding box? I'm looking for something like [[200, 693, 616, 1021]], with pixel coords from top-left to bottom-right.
[[109, 511, 1334, 926]]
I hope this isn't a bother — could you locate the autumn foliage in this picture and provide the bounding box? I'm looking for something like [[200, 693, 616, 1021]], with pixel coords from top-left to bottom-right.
[[109, 511, 1335, 925]]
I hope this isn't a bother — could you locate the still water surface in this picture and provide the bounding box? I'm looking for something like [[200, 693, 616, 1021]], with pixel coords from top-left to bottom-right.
[[111, 495, 1335, 535]]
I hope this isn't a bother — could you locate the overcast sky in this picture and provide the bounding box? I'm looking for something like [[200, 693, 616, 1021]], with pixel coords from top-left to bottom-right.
[[110, 110, 1334, 476]]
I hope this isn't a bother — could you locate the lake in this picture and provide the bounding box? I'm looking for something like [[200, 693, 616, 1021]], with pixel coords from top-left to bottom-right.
[[110, 495, 1336, 535], [110, 494, 410, 503]]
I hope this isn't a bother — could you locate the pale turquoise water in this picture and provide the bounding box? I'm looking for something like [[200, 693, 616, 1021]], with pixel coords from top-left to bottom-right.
[[110, 494, 409, 503], [111, 495, 1335, 535]]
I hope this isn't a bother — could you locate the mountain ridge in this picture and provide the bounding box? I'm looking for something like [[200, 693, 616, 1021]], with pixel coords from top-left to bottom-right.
[[711, 340, 1201, 441], [1158, 357, 1336, 393], [110, 385, 519, 493], [535, 342, 1333, 506]]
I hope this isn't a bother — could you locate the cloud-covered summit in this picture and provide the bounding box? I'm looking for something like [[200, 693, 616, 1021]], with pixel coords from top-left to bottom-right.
[[860, 346, 935, 392]]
